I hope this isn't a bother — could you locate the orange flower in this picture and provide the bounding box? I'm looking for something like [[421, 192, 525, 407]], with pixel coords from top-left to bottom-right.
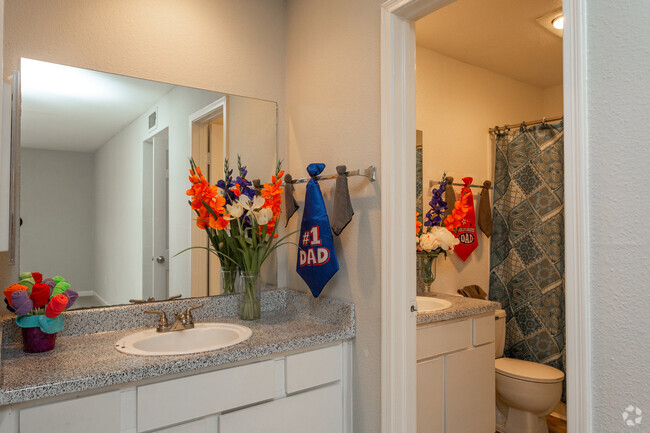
[[258, 170, 285, 236], [187, 163, 229, 230], [416, 212, 422, 235], [209, 215, 230, 230], [444, 189, 471, 232], [261, 171, 284, 215]]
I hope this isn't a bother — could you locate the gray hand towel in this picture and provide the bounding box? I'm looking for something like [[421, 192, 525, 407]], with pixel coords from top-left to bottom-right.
[[478, 180, 492, 237], [331, 165, 354, 236], [284, 173, 299, 227], [443, 176, 456, 220]]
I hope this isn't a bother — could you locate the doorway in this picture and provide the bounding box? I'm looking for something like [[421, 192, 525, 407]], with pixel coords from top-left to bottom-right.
[[143, 128, 169, 301], [189, 97, 227, 297], [380, 0, 589, 432]]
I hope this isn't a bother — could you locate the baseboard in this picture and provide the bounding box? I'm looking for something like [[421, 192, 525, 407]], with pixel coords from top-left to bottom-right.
[[76, 290, 109, 306]]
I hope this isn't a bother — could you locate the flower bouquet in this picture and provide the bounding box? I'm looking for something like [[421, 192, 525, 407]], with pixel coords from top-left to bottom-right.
[[3, 272, 78, 353], [416, 176, 459, 292], [186, 157, 294, 320]]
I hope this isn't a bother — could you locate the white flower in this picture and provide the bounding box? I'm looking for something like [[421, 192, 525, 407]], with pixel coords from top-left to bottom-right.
[[430, 226, 459, 251], [419, 232, 440, 251], [227, 203, 244, 218], [251, 195, 266, 210], [255, 207, 274, 226], [238, 196, 252, 209], [417, 226, 459, 252], [239, 195, 265, 211]]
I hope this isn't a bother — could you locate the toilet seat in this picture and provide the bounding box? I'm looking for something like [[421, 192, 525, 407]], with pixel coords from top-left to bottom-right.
[[496, 358, 564, 384]]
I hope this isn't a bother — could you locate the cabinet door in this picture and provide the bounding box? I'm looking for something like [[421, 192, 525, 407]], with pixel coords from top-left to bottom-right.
[[220, 383, 342, 433], [445, 344, 495, 433], [417, 357, 444, 433], [137, 360, 275, 432], [19, 391, 121, 433]]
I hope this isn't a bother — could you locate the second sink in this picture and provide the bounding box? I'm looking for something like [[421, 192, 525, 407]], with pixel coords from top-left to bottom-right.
[[115, 323, 252, 356], [416, 296, 452, 313]]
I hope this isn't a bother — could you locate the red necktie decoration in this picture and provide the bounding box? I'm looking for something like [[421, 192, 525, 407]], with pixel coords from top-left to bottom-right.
[[446, 177, 478, 261]]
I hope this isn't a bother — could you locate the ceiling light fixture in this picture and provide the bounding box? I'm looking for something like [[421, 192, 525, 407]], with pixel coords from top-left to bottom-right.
[[536, 8, 564, 38]]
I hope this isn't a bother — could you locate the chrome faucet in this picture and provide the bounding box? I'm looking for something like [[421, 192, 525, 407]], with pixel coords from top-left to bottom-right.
[[145, 304, 203, 333]]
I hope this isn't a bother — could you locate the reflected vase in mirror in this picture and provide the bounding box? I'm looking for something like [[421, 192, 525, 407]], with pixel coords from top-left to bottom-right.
[[417, 251, 438, 294], [237, 271, 261, 320]]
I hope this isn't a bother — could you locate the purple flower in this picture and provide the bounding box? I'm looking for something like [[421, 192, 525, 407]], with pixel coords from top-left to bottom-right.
[[424, 179, 448, 227]]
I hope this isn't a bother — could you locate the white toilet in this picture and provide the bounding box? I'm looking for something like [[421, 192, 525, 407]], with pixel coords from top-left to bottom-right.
[[494, 309, 564, 433]]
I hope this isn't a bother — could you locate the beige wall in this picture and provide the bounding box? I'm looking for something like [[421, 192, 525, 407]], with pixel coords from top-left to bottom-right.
[[285, 0, 382, 431], [4, 0, 285, 104], [542, 84, 564, 118], [416, 46, 562, 296]]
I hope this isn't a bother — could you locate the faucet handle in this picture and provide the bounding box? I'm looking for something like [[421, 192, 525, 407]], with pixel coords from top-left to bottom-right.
[[145, 310, 169, 332], [185, 304, 204, 324]]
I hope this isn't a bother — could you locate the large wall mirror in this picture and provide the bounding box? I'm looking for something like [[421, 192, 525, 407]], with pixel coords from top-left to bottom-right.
[[16, 58, 278, 309]]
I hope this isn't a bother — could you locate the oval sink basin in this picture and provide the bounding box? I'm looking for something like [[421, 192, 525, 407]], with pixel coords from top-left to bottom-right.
[[115, 323, 252, 356], [416, 296, 452, 313]]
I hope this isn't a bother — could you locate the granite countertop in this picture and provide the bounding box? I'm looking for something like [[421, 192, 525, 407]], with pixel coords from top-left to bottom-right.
[[417, 292, 500, 325], [0, 289, 355, 406]]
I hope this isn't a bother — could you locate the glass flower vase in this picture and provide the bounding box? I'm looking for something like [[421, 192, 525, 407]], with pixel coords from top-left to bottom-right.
[[417, 251, 438, 294], [220, 268, 238, 295], [237, 271, 261, 320]]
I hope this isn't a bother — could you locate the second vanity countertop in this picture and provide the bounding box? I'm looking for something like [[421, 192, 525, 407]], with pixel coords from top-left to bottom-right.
[[0, 289, 355, 406], [416, 292, 500, 325]]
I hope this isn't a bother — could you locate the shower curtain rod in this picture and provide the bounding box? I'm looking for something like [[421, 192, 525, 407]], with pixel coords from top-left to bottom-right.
[[489, 115, 563, 133]]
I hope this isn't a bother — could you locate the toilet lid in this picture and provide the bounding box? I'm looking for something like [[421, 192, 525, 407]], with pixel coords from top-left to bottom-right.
[[495, 358, 564, 383]]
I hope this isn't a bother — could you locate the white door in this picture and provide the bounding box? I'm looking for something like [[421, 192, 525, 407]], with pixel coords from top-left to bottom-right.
[[143, 128, 169, 301], [152, 131, 169, 300]]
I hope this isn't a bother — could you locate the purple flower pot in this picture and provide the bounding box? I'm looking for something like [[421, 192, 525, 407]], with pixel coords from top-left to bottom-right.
[[21, 327, 56, 353]]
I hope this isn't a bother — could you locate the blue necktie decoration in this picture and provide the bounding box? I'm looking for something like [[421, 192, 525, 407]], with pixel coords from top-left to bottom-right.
[[296, 163, 339, 297]]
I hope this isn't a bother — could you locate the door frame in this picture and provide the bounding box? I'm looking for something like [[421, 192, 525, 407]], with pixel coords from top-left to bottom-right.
[[379, 0, 590, 432], [188, 97, 227, 297]]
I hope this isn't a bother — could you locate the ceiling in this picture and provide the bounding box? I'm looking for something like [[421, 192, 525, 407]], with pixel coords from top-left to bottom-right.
[[21, 59, 174, 152], [416, 0, 563, 89]]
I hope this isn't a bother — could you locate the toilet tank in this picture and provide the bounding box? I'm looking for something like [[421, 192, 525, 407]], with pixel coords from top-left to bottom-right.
[[495, 309, 507, 358]]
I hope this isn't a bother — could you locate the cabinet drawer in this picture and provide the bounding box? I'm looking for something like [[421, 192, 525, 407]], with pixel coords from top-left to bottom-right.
[[220, 382, 342, 433], [20, 391, 120, 433], [137, 360, 275, 432], [417, 319, 472, 361], [473, 314, 495, 346], [285, 344, 342, 394]]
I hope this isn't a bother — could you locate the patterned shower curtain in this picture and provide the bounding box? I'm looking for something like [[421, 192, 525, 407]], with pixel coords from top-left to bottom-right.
[[489, 122, 565, 377]]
